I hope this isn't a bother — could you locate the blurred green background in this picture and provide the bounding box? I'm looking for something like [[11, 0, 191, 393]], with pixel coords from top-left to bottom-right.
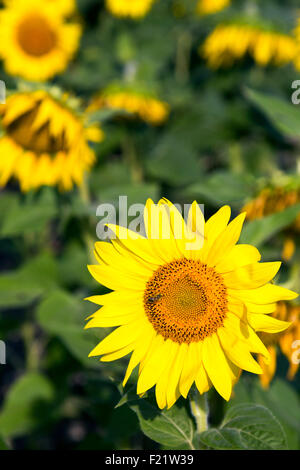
[[0, 0, 299, 450]]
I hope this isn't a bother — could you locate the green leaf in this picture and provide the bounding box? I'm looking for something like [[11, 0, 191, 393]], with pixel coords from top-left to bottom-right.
[[0, 373, 54, 438], [146, 135, 202, 186], [36, 290, 98, 366], [185, 171, 255, 206], [129, 397, 196, 449], [0, 189, 57, 238], [199, 403, 287, 450], [240, 203, 300, 246], [246, 88, 300, 141], [0, 253, 59, 308], [0, 436, 10, 450]]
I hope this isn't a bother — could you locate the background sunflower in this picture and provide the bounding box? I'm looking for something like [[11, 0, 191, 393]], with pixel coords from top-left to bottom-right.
[[0, 0, 299, 452]]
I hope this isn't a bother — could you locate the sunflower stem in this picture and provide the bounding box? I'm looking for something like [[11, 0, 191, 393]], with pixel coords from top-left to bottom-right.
[[78, 173, 95, 264], [122, 133, 143, 183], [189, 390, 209, 435]]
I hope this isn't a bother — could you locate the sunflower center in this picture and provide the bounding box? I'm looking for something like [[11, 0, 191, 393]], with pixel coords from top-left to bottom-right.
[[17, 14, 57, 57], [144, 259, 228, 344], [6, 102, 68, 154]]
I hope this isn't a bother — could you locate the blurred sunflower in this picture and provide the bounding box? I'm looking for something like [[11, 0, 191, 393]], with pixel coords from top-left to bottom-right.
[[0, 89, 103, 191], [202, 24, 297, 68], [258, 301, 300, 388], [45, 0, 77, 17], [293, 16, 300, 70], [88, 87, 170, 126], [105, 0, 155, 19], [243, 185, 300, 261], [86, 199, 297, 409], [0, 0, 81, 81], [196, 0, 231, 15]]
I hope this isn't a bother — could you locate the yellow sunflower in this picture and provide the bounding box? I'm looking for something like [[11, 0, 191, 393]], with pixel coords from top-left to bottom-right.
[[105, 0, 155, 19], [0, 0, 81, 81], [85, 199, 297, 409], [196, 0, 231, 16], [202, 24, 297, 68], [3, 0, 77, 17], [88, 88, 170, 126], [258, 302, 300, 388], [0, 89, 103, 191], [243, 186, 300, 261]]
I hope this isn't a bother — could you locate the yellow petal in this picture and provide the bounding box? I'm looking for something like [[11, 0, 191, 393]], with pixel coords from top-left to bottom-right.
[[101, 343, 135, 362], [202, 205, 231, 259], [123, 325, 156, 386], [179, 342, 202, 398], [229, 284, 298, 304], [216, 244, 261, 273], [222, 262, 281, 290], [248, 314, 292, 333], [89, 319, 147, 357], [258, 345, 277, 389], [166, 343, 188, 409], [144, 199, 181, 263], [106, 223, 161, 266], [88, 264, 146, 291], [137, 337, 174, 394], [206, 212, 246, 267], [195, 361, 211, 394], [217, 327, 262, 374], [155, 342, 179, 409], [224, 313, 270, 361], [202, 333, 232, 400]]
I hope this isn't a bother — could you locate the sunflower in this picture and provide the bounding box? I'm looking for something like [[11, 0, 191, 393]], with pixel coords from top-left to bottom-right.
[[202, 24, 297, 68], [243, 186, 300, 261], [85, 199, 297, 409], [258, 301, 300, 388], [88, 88, 170, 126], [0, 0, 81, 81], [293, 17, 300, 70], [0, 89, 103, 191], [105, 0, 155, 19], [196, 0, 231, 15], [3, 0, 77, 17]]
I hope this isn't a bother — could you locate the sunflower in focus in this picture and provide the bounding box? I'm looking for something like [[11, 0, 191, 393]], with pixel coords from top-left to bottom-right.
[[0, 0, 81, 81], [202, 24, 297, 68], [258, 301, 300, 388], [88, 87, 170, 126], [196, 0, 231, 16], [105, 0, 155, 19], [0, 89, 103, 191], [86, 199, 297, 409], [243, 185, 300, 261]]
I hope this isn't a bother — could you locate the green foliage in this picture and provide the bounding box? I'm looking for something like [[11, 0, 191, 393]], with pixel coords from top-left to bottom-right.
[[0, 0, 299, 451], [36, 290, 98, 366], [246, 88, 300, 141], [199, 403, 287, 450], [128, 397, 196, 450], [0, 373, 54, 438]]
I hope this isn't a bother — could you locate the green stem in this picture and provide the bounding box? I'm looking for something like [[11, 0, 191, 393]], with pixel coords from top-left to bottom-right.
[[22, 323, 40, 372], [189, 390, 208, 434], [122, 134, 143, 183], [78, 173, 95, 263], [175, 31, 192, 84]]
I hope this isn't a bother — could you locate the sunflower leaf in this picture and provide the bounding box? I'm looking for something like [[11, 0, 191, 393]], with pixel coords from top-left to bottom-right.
[[0, 372, 54, 438], [246, 88, 300, 141], [129, 397, 196, 450], [240, 203, 300, 246], [36, 289, 99, 367], [199, 403, 288, 450]]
